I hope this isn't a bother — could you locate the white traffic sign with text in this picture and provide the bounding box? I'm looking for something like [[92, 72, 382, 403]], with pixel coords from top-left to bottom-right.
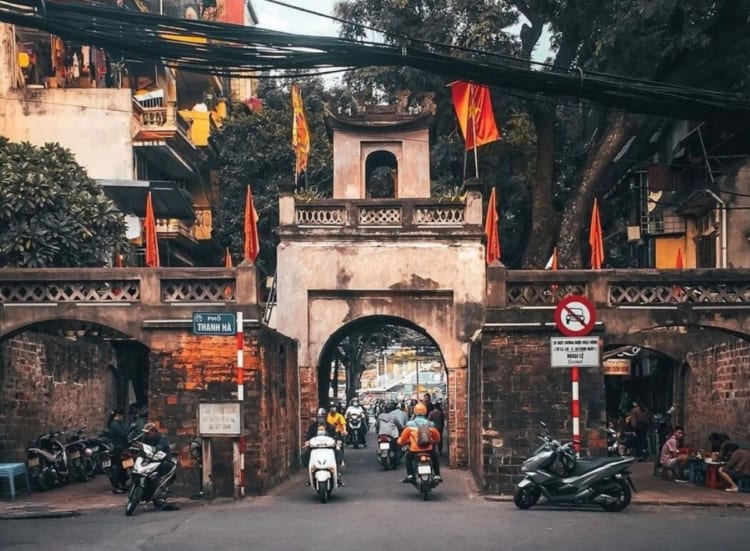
[[550, 337, 601, 368]]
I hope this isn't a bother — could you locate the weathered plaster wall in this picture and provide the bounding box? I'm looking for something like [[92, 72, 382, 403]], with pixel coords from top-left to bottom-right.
[[725, 161, 750, 269], [276, 240, 485, 370], [0, 24, 133, 180], [684, 337, 750, 448], [0, 333, 118, 460], [475, 331, 606, 495], [332, 128, 431, 198], [148, 327, 298, 497], [0, 88, 133, 180]]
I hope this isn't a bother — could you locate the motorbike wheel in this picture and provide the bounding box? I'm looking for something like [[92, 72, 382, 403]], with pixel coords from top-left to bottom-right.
[[125, 484, 143, 516], [84, 456, 97, 479], [513, 485, 542, 509], [421, 481, 430, 501], [152, 498, 167, 509], [600, 480, 632, 512], [33, 469, 48, 492], [318, 484, 328, 503]]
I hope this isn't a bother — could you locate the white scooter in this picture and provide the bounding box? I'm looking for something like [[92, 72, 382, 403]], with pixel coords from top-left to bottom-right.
[[307, 429, 341, 503]]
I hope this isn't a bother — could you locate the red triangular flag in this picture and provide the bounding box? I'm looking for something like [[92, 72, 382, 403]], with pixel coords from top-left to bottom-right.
[[144, 191, 160, 268], [676, 247, 684, 269], [243, 186, 260, 263], [484, 188, 501, 265], [589, 198, 604, 270], [225, 247, 233, 268]]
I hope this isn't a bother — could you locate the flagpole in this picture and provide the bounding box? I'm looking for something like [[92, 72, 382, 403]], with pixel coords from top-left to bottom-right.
[[471, 84, 479, 179]]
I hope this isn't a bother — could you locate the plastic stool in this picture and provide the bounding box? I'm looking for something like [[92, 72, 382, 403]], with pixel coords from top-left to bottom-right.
[[0, 462, 31, 499]]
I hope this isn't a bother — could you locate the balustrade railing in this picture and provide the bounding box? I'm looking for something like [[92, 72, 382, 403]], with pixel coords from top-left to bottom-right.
[[293, 199, 469, 228], [494, 269, 750, 308]]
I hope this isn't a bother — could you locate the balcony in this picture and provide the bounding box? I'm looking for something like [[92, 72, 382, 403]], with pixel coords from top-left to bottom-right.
[[132, 93, 199, 181], [278, 196, 483, 240]]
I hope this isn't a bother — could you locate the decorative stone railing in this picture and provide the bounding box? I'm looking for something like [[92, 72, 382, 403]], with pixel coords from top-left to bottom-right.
[[287, 198, 479, 229], [487, 268, 750, 308], [0, 267, 257, 306]]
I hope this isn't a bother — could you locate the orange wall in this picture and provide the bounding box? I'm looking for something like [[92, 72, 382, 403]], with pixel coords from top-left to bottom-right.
[[655, 236, 692, 268]]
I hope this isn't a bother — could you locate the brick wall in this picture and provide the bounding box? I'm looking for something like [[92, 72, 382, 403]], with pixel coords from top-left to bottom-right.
[[684, 338, 750, 448], [148, 327, 298, 497], [0, 333, 118, 460], [473, 331, 606, 494]]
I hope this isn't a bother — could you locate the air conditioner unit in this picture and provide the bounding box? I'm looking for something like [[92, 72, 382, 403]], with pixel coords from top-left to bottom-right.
[[627, 226, 641, 242]]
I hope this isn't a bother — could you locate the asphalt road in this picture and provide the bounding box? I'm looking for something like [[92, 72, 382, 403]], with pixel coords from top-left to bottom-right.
[[1, 433, 747, 551]]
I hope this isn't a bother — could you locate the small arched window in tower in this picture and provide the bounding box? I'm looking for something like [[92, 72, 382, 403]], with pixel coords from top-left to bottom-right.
[[365, 151, 398, 198]]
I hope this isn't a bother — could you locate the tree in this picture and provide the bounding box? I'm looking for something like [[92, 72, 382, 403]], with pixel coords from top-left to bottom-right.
[[333, 0, 750, 267], [211, 78, 334, 279], [0, 138, 129, 268]]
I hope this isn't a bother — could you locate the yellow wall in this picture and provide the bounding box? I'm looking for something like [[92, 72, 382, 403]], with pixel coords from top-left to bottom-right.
[[655, 235, 693, 268], [179, 109, 210, 146]]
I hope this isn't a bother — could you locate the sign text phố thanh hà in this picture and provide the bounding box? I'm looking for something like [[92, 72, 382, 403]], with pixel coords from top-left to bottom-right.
[[550, 337, 601, 368], [192, 312, 236, 336]]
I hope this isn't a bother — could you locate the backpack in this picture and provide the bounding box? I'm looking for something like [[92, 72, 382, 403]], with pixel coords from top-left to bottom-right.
[[417, 423, 432, 447]]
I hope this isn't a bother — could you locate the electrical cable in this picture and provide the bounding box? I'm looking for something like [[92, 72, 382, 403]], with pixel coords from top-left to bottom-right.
[[0, 0, 748, 120]]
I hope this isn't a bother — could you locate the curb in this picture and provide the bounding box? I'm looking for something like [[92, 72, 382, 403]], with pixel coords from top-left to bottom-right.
[[0, 509, 80, 520], [482, 495, 750, 508]]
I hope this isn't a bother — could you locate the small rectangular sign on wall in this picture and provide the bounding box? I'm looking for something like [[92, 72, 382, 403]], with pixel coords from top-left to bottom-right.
[[550, 337, 601, 368], [198, 402, 242, 437]]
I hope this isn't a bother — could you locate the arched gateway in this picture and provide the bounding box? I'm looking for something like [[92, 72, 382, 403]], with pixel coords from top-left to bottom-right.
[[274, 96, 485, 467]]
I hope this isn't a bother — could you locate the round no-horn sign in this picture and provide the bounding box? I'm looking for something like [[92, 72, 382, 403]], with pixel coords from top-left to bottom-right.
[[554, 295, 596, 337]]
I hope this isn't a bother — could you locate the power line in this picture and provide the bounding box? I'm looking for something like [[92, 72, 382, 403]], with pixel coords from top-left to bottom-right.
[[0, 0, 748, 120]]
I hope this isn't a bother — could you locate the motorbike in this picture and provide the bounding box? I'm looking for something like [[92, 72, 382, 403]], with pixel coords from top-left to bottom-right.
[[514, 422, 636, 512], [406, 451, 441, 501], [63, 429, 92, 482], [86, 431, 114, 476], [25, 432, 69, 490], [118, 436, 144, 489], [307, 431, 341, 503], [606, 427, 621, 457], [346, 412, 366, 449], [376, 434, 403, 470], [125, 442, 177, 516]]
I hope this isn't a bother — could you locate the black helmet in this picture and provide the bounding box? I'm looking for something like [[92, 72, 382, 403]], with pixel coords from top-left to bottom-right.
[[329, 403, 338, 411], [386, 401, 397, 412]]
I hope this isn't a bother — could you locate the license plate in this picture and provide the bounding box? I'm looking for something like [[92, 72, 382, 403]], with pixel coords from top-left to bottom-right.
[[379, 443, 390, 450], [28, 457, 39, 467], [102, 460, 111, 468], [122, 458, 134, 469], [417, 465, 432, 475], [69, 450, 80, 459]]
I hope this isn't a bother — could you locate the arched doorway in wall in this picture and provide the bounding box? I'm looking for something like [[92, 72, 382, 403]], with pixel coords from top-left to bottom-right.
[[315, 316, 448, 451], [0, 319, 149, 460], [365, 151, 398, 198]]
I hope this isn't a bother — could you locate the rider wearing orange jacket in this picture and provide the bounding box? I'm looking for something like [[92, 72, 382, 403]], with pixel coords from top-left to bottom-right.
[[397, 403, 442, 483]]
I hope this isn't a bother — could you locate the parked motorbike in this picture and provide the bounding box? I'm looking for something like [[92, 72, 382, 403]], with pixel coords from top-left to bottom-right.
[[125, 442, 177, 516], [346, 412, 366, 449], [63, 429, 92, 482], [86, 432, 114, 476], [406, 451, 441, 501], [307, 430, 342, 503], [25, 432, 69, 490], [376, 434, 402, 470], [606, 427, 621, 457], [514, 422, 636, 512]]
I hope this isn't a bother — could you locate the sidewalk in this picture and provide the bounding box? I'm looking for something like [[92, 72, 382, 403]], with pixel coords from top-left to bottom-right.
[[0, 475, 201, 520], [483, 461, 750, 508]]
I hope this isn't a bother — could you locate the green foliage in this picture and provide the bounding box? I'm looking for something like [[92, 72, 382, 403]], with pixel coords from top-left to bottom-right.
[[211, 78, 333, 279], [0, 137, 129, 268]]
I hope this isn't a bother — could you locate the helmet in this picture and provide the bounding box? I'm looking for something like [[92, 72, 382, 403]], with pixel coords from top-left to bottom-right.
[[329, 403, 338, 412], [351, 398, 359, 407], [386, 401, 396, 413], [414, 403, 427, 416], [316, 407, 326, 423]]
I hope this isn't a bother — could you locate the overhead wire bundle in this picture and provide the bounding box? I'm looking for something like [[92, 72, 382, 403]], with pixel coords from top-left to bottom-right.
[[0, 0, 749, 120]]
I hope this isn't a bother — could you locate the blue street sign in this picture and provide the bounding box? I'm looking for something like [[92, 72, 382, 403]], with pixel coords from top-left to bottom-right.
[[192, 312, 236, 336]]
